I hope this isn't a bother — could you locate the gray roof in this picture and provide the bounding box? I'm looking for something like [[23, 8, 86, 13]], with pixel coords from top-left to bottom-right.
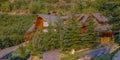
[[95, 24, 111, 32], [38, 13, 109, 26], [38, 14, 82, 26], [92, 13, 108, 23], [81, 15, 89, 23], [38, 14, 58, 26]]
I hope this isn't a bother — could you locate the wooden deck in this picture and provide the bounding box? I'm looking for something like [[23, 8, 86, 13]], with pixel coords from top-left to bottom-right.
[[0, 42, 28, 59]]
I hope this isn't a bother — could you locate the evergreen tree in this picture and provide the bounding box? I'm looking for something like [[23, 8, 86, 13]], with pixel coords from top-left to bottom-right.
[[55, 14, 65, 50], [97, 0, 120, 44], [1, 2, 11, 12], [96, 0, 120, 16], [108, 4, 120, 44], [82, 18, 98, 48], [63, 15, 82, 51], [31, 24, 60, 53]]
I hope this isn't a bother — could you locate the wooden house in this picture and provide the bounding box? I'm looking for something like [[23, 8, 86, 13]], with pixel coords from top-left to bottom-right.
[[92, 13, 113, 43], [24, 13, 113, 43]]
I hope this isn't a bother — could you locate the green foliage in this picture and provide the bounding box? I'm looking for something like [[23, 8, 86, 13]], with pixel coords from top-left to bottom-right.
[[0, 0, 8, 6], [77, 0, 97, 14], [42, 0, 59, 3], [0, 14, 35, 49], [10, 0, 31, 10], [12, 46, 30, 58], [63, 15, 82, 50], [31, 25, 60, 52], [55, 15, 65, 50], [82, 18, 98, 48], [41, 26, 60, 51], [29, 2, 39, 14], [0, 0, 99, 14], [29, 1, 47, 14], [0, 0, 58, 14], [95, 0, 120, 44], [1, 2, 11, 12], [104, 1, 120, 44], [96, 0, 120, 16], [110, 14, 120, 32]]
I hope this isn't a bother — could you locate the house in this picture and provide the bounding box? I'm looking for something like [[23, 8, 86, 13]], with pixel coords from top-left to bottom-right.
[[92, 13, 113, 43], [24, 13, 113, 43]]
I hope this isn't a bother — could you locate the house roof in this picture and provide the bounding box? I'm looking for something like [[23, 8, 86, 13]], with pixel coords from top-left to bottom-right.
[[38, 13, 111, 32], [38, 13, 108, 23], [95, 24, 111, 32], [81, 15, 89, 23], [38, 14, 109, 31], [38, 14, 84, 26], [92, 13, 108, 23], [38, 14, 58, 26]]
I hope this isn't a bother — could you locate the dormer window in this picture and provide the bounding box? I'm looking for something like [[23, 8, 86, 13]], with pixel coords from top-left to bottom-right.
[[43, 22, 49, 27]]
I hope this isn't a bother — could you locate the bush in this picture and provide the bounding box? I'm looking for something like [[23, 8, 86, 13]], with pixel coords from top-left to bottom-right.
[[1, 2, 11, 12]]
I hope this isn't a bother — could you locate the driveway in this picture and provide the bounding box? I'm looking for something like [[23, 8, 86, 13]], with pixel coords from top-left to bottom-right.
[[112, 51, 120, 60]]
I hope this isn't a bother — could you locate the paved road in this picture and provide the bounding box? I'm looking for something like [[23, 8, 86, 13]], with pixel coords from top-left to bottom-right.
[[78, 48, 109, 60], [87, 48, 109, 58], [0, 46, 19, 59], [112, 51, 120, 60], [0, 42, 27, 59]]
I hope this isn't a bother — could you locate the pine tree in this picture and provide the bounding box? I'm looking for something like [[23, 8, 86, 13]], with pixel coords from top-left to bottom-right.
[[32, 25, 60, 52], [63, 15, 82, 51], [55, 14, 65, 50], [108, 5, 120, 44], [94, 0, 120, 44], [82, 18, 98, 48], [98, 0, 120, 44]]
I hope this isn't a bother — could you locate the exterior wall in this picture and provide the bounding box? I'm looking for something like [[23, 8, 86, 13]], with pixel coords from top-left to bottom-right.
[[81, 24, 86, 34], [100, 37, 112, 43], [35, 16, 45, 30], [63, 19, 67, 25], [100, 32, 113, 43], [24, 16, 45, 41]]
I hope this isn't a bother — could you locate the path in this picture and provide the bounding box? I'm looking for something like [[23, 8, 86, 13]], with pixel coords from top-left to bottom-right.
[[0, 42, 28, 59], [112, 51, 120, 60], [0, 46, 19, 59]]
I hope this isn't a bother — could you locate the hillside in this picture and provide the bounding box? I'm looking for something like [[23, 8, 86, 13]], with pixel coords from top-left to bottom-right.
[[0, 0, 120, 60], [0, 0, 105, 15], [0, 14, 35, 49], [0, 0, 75, 14]]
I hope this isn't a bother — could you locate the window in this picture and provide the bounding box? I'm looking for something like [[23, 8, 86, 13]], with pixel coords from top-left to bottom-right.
[[43, 22, 49, 27], [43, 29, 48, 32]]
